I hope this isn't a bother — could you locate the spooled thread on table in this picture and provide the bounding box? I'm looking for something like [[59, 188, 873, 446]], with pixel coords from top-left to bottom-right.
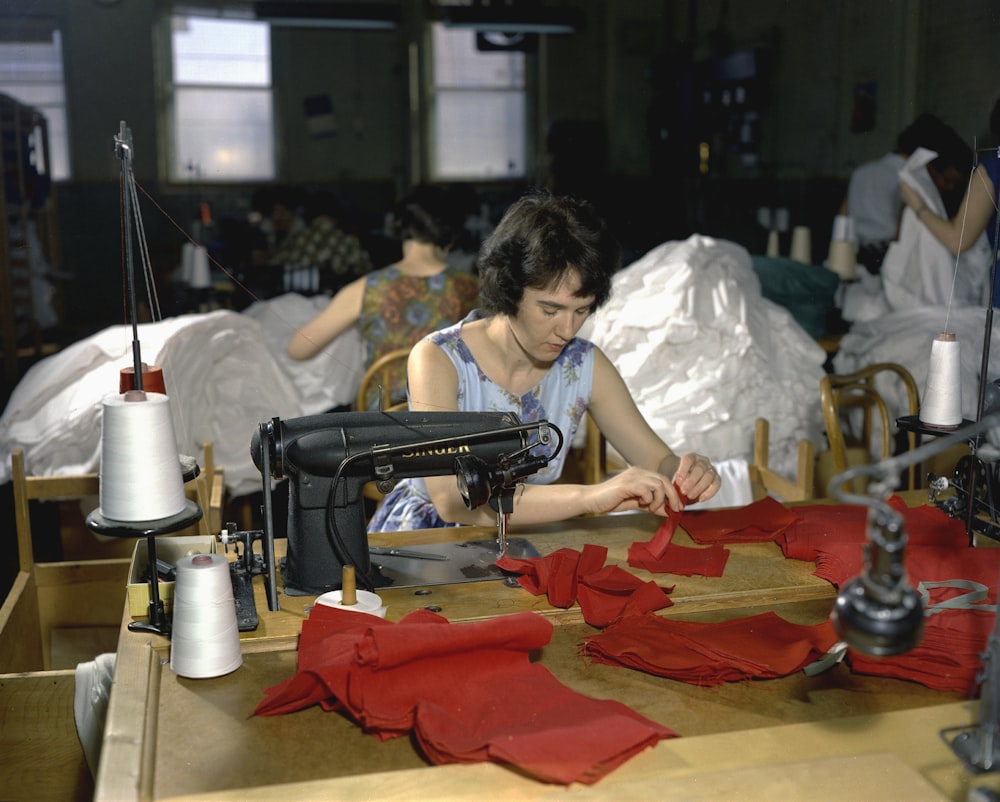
[[170, 553, 243, 679]]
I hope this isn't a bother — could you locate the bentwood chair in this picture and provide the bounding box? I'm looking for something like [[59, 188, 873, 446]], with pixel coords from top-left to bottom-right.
[[819, 362, 921, 494], [750, 417, 816, 502], [355, 348, 411, 412]]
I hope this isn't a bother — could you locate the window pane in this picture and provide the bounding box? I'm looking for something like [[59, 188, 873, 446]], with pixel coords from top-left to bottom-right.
[[0, 41, 63, 82], [172, 87, 275, 181], [0, 31, 70, 179], [432, 91, 525, 179], [171, 17, 270, 87], [432, 25, 523, 88]]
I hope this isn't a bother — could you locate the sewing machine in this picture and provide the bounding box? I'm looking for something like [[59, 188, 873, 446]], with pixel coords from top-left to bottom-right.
[[237, 409, 560, 608]]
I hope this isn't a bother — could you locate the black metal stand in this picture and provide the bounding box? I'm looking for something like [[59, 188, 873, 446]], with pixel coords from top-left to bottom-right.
[[87, 500, 203, 635]]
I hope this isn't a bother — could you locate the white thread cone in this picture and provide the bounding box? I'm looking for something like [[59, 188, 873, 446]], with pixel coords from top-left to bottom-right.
[[189, 246, 211, 289], [170, 553, 242, 679], [99, 392, 186, 521], [827, 240, 858, 281], [790, 226, 812, 263], [920, 332, 962, 428], [766, 230, 780, 257]]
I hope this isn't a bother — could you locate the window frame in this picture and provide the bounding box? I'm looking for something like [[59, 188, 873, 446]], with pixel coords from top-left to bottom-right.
[[158, 12, 277, 185], [424, 22, 535, 183], [0, 22, 70, 181]]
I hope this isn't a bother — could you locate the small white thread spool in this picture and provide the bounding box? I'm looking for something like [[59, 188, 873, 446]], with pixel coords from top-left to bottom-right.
[[827, 240, 858, 281], [920, 332, 962, 429], [170, 553, 243, 679], [99, 392, 186, 521], [790, 226, 812, 263], [766, 229, 780, 257]]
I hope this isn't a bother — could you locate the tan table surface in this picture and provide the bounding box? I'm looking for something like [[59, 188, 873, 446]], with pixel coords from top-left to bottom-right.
[[94, 502, 993, 801]]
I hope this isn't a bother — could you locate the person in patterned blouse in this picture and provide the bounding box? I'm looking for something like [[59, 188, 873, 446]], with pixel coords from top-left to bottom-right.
[[287, 184, 479, 406], [368, 189, 721, 534]]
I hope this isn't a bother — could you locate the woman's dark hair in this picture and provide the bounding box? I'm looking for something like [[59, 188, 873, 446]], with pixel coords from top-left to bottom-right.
[[477, 190, 619, 316], [392, 184, 465, 249]]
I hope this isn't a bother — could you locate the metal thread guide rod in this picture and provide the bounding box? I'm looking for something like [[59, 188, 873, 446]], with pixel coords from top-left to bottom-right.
[[114, 121, 144, 392]]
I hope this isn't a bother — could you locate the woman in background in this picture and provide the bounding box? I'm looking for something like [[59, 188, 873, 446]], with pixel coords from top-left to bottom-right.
[[369, 190, 720, 533], [901, 99, 1000, 306], [287, 184, 479, 407]]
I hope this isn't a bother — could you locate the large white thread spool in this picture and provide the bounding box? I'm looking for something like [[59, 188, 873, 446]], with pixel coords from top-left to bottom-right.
[[99, 391, 186, 521], [790, 226, 812, 263], [920, 332, 963, 429], [170, 553, 243, 679]]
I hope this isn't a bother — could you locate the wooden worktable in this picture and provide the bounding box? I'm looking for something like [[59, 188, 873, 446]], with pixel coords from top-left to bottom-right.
[[94, 506, 1000, 801]]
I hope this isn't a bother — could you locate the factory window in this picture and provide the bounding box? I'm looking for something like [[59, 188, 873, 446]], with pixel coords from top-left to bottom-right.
[[429, 23, 526, 180], [0, 27, 70, 180], [168, 16, 274, 182]]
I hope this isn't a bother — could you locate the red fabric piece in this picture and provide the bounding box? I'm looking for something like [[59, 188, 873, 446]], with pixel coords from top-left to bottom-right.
[[497, 544, 608, 608], [647, 502, 682, 559], [583, 611, 840, 686], [254, 605, 675, 784], [627, 513, 731, 576], [497, 547, 673, 627], [679, 496, 800, 544], [576, 565, 673, 627]]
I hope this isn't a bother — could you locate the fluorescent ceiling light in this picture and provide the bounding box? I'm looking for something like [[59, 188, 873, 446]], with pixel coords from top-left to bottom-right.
[[442, 6, 582, 35], [254, 2, 400, 30]]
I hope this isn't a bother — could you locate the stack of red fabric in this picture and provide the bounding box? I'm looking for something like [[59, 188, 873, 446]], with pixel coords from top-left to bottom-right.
[[253, 605, 676, 784], [496, 544, 673, 627], [582, 611, 841, 686]]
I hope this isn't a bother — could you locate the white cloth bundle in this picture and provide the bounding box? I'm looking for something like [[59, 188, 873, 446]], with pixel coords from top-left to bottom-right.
[[580, 235, 828, 483], [0, 301, 364, 498]]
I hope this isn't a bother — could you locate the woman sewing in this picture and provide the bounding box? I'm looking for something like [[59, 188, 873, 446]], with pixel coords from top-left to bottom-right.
[[369, 190, 721, 533]]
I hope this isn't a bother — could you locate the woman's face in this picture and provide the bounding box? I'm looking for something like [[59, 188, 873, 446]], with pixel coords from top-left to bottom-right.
[[510, 268, 595, 362]]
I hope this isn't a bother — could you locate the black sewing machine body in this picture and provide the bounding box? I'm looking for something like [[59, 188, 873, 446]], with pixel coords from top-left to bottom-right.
[[251, 409, 553, 596]]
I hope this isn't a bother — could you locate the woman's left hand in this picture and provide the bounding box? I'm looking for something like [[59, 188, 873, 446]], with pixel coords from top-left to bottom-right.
[[671, 453, 721, 505]]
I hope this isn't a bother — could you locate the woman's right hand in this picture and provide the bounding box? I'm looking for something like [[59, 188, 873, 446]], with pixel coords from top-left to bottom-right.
[[582, 466, 684, 517]]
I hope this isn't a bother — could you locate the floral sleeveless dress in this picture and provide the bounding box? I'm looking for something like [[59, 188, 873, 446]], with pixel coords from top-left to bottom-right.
[[358, 265, 479, 408], [367, 310, 594, 533]]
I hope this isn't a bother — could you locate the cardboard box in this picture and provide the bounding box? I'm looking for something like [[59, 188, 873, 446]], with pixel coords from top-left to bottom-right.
[[127, 536, 216, 619]]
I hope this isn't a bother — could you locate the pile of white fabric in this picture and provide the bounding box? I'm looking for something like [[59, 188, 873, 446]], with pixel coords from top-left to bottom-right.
[[579, 235, 828, 481], [0, 297, 365, 498]]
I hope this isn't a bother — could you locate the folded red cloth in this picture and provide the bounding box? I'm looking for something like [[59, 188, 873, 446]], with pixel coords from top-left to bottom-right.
[[680, 496, 800, 544], [253, 605, 675, 784], [497, 546, 672, 627], [583, 611, 840, 686]]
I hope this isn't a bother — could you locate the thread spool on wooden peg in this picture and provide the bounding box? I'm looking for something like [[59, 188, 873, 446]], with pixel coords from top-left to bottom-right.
[[341, 565, 357, 606]]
